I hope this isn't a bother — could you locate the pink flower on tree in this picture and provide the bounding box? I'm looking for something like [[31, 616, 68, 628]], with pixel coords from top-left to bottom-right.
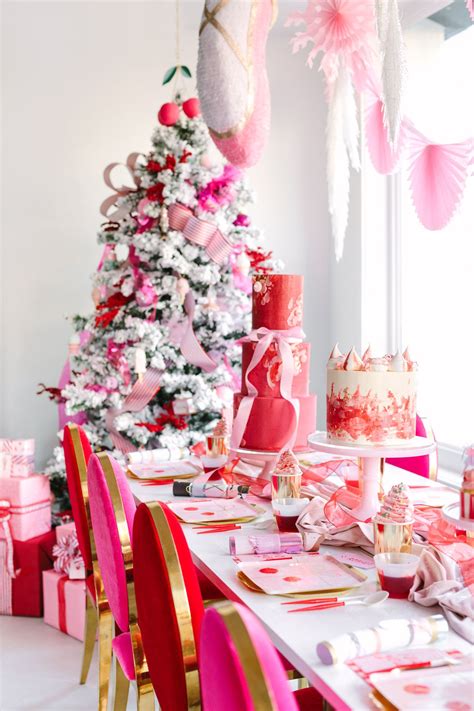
[[198, 164, 241, 213]]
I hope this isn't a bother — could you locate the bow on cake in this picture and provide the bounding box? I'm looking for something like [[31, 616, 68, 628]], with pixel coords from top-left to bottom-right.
[[231, 327, 304, 452]]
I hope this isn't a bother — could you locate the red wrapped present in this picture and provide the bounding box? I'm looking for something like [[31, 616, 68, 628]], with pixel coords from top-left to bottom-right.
[[0, 474, 51, 542], [0, 530, 55, 616], [0, 438, 35, 478], [43, 570, 87, 641]]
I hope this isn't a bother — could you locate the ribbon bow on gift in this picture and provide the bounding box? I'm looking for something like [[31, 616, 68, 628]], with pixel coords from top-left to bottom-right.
[[231, 327, 304, 452], [168, 203, 232, 265], [100, 153, 143, 221], [53, 532, 84, 577]]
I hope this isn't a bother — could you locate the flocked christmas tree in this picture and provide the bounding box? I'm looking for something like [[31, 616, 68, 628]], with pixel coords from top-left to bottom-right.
[[41, 70, 277, 510]]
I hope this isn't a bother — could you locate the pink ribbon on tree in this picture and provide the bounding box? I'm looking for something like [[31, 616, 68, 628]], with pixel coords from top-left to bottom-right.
[[168, 203, 233, 264], [105, 368, 163, 454], [100, 152, 143, 221], [180, 292, 217, 373], [230, 327, 304, 452]]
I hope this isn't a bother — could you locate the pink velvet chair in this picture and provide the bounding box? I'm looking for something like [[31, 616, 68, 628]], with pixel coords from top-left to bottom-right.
[[200, 601, 323, 711], [133, 501, 203, 710], [386, 415, 438, 479], [87, 452, 153, 711], [63, 424, 113, 711]]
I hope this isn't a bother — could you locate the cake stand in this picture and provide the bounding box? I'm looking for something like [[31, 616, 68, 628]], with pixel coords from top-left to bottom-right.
[[441, 502, 474, 538], [307, 431, 437, 521]]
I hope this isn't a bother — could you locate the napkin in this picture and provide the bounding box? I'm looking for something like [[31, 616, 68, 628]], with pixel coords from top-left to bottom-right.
[[409, 546, 474, 643], [296, 496, 375, 552]]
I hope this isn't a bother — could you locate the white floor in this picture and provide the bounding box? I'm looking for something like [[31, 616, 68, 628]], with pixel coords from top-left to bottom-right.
[[0, 617, 141, 710]]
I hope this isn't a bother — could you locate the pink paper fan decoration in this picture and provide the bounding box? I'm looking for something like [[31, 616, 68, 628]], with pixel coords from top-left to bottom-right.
[[287, 0, 376, 79], [406, 128, 474, 230], [365, 97, 405, 174]]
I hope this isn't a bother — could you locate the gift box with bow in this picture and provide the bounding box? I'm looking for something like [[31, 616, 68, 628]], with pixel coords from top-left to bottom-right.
[[0, 439, 35, 478], [0, 530, 56, 616], [0, 474, 51, 542]]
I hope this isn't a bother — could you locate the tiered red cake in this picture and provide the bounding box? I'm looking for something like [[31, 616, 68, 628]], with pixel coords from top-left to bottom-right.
[[233, 274, 317, 451]]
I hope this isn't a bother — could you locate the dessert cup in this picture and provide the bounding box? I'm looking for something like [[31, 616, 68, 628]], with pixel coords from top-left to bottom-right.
[[373, 519, 414, 554]]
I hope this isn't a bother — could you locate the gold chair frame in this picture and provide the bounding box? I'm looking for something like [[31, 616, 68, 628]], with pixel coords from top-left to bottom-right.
[[98, 453, 154, 711], [69, 424, 114, 711], [144, 501, 201, 709]]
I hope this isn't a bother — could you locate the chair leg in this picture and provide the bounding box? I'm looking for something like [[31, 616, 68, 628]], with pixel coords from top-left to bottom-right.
[[114, 659, 130, 711], [80, 593, 98, 684], [98, 607, 114, 711], [137, 683, 155, 711]]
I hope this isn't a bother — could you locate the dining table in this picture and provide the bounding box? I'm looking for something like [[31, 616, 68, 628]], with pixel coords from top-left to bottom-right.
[[127, 461, 472, 711]]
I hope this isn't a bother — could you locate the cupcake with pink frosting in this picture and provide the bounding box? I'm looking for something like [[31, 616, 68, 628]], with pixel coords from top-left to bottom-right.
[[375, 483, 414, 524], [275, 449, 302, 476], [213, 417, 228, 438]]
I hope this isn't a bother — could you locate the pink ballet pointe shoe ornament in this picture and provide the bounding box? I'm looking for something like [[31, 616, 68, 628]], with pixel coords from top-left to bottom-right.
[[197, 0, 276, 169]]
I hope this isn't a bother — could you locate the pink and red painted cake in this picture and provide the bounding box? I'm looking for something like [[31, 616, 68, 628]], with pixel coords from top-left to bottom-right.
[[326, 345, 417, 445], [232, 274, 316, 451]]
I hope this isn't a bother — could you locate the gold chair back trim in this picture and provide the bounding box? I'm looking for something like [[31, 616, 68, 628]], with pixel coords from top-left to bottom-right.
[[217, 602, 278, 711], [147, 502, 201, 709], [98, 453, 153, 697], [69, 424, 97, 568]]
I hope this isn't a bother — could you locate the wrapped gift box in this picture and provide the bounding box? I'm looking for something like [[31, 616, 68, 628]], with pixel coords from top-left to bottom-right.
[[0, 474, 51, 542], [0, 439, 35, 478], [0, 530, 55, 616], [53, 521, 86, 580], [43, 569, 86, 641]]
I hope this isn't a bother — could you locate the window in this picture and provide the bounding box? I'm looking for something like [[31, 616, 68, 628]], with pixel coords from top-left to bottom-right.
[[400, 24, 474, 458]]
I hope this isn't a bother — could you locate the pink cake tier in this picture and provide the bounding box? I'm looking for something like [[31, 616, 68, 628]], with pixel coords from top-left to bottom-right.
[[326, 346, 417, 445], [252, 273, 303, 330], [241, 341, 311, 397], [233, 274, 317, 452], [233, 393, 316, 451]]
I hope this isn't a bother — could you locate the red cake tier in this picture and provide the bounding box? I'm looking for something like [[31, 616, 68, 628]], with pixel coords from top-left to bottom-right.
[[241, 341, 310, 397], [233, 393, 317, 451], [252, 274, 303, 330]]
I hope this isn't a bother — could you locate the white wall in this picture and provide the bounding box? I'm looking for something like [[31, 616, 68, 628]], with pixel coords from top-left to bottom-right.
[[1, 1, 331, 467]]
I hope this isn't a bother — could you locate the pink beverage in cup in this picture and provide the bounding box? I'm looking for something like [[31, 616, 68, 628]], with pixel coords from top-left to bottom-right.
[[374, 553, 419, 600], [272, 499, 308, 532]]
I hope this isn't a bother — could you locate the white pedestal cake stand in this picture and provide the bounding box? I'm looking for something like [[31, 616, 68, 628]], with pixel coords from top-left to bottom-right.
[[307, 431, 437, 521], [442, 503, 474, 534]]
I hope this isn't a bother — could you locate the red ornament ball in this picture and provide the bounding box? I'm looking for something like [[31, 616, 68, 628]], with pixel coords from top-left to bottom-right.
[[182, 97, 201, 119], [158, 102, 179, 126]]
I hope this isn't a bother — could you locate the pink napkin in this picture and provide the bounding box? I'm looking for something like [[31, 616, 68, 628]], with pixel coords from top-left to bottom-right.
[[409, 546, 474, 643], [296, 496, 375, 552]]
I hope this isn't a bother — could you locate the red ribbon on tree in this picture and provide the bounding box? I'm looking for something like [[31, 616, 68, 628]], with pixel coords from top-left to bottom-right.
[[136, 403, 188, 433]]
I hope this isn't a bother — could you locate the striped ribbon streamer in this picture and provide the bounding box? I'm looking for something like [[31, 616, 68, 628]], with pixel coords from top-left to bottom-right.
[[168, 202, 233, 264], [105, 368, 163, 454]]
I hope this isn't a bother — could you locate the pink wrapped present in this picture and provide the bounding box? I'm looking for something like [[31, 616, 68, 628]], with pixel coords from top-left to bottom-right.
[[0, 439, 35, 478], [0, 452, 12, 478], [0, 475, 51, 542], [55, 521, 75, 544], [42, 569, 86, 641]]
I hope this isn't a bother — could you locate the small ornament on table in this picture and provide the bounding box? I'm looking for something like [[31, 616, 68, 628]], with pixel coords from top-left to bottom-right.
[[461, 445, 474, 520], [134, 347, 147, 382], [176, 277, 190, 305], [373, 483, 414, 554]]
